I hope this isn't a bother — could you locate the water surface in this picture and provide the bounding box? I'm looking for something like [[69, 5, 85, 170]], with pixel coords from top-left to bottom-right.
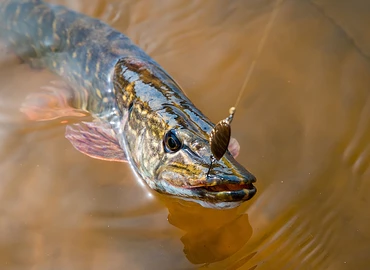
[[0, 0, 370, 269]]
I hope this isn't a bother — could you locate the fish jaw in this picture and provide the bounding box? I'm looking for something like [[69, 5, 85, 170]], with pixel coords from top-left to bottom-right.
[[153, 181, 256, 209], [154, 180, 257, 209], [154, 151, 257, 209]]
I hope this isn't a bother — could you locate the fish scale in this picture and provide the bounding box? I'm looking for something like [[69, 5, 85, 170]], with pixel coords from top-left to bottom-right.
[[0, 0, 257, 209]]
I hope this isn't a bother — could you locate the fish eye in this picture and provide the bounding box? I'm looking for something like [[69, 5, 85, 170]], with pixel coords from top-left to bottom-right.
[[164, 129, 182, 153]]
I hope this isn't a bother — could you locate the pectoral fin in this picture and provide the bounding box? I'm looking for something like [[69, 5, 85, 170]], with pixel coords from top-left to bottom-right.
[[20, 80, 87, 121], [65, 121, 127, 162]]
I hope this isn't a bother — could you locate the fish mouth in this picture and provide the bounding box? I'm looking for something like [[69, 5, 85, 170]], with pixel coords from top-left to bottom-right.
[[155, 178, 256, 209], [189, 180, 257, 202], [156, 157, 257, 208], [196, 182, 255, 192]]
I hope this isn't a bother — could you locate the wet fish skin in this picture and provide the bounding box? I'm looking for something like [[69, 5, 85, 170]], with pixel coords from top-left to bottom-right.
[[0, 0, 257, 208], [0, 0, 149, 116]]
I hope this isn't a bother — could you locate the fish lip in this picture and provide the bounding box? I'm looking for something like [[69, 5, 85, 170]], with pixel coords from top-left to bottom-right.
[[189, 182, 257, 202], [206, 173, 256, 185], [155, 176, 257, 207], [185, 171, 257, 202]]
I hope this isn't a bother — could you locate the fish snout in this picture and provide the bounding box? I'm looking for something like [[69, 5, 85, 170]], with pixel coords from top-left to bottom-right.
[[203, 153, 257, 202]]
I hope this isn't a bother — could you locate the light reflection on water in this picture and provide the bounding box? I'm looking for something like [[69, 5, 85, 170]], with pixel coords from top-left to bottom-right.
[[0, 0, 370, 269]]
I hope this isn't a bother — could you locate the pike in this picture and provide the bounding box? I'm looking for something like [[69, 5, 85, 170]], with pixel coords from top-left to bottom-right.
[[0, 0, 256, 208]]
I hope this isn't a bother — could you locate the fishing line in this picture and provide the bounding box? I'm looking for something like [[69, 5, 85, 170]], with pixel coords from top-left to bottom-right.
[[234, 0, 283, 110], [209, 0, 283, 161]]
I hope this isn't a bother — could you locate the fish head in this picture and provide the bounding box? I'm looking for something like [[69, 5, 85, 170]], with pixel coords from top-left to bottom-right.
[[114, 57, 256, 209], [152, 127, 257, 209]]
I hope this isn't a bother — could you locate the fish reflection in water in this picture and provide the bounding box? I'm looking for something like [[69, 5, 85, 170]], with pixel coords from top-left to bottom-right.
[[90, 197, 253, 265], [168, 202, 252, 265]]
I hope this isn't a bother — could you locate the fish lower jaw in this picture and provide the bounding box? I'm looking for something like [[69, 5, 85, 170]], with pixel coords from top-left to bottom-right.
[[154, 180, 256, 209], [196, 182, 255, 192]]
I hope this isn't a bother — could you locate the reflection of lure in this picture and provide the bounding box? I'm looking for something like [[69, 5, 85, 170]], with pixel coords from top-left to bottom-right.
[[0, 0, 256, 208]]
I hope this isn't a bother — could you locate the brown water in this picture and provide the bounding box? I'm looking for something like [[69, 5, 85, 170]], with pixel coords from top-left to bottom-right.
[[0, 0, 370, 269]]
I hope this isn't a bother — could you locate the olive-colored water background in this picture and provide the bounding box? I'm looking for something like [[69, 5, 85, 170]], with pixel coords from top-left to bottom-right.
[[0, 0, 370, 269]]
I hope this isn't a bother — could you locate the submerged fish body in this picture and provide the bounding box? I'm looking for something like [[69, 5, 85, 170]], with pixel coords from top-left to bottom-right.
[[0, 0, 256, 208]]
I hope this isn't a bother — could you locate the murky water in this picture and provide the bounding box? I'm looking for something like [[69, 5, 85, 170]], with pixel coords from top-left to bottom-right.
[[0, 0, 370, 269]]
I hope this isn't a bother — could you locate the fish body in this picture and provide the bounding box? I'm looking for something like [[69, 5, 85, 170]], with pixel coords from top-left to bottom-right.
[[0, 0, 256, 208]]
